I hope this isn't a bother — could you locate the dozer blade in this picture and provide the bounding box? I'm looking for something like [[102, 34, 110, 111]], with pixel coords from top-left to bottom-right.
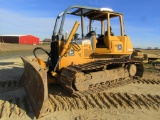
[[21, 57, 50, 118]]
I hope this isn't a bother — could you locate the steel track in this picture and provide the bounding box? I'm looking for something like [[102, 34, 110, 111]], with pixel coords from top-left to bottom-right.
[[60, 59, 144, 96]]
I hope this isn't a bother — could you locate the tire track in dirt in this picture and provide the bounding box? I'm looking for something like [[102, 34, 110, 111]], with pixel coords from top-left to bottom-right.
[[0, 96, 32, 119], [47, 92, 160, 114], [0, 78, 160, 119], [133, 79, 160, 84], [0, 92, 159, 119]]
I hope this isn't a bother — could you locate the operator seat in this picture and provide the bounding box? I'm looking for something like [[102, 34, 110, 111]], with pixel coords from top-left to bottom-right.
[[85, 31, 96, 38], [105, 26, 114, 36], [85, 31, 97, 51], [96, 35, 105, 48]]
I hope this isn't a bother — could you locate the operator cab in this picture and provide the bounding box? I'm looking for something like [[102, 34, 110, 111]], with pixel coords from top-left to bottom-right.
[[64, 7, 126, 51], [52, 5, 133, 59]]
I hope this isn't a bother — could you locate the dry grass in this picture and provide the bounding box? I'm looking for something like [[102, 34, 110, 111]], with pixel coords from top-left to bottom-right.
[[0, 43, 50, 52], [142, 49, 160, 55]]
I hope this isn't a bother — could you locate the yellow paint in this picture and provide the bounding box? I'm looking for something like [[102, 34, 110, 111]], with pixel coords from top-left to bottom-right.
[[37, 59, 46, 69], [54, 11, 133, 71], [60, 21, 80, 57]]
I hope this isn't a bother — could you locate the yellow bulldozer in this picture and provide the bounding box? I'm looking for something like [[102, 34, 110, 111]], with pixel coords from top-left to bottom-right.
[[21, 5, 144, 118]]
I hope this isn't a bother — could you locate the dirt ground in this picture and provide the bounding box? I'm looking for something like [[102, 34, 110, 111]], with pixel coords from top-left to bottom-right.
[[0, 44, 160, 120], [0, 43, 50, 52]]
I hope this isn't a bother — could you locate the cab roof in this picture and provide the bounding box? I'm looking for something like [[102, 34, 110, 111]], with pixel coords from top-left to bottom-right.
[[69, 8, 122, 20]]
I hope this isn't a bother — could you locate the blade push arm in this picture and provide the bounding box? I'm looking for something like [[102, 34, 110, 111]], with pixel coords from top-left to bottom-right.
[[54, 21, 80, 71], [60, 21, 80, 57]]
